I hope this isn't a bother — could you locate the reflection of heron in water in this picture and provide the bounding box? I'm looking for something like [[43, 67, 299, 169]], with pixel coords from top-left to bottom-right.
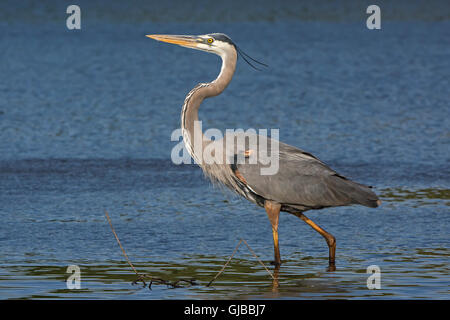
[[147, 33, 381, 271]]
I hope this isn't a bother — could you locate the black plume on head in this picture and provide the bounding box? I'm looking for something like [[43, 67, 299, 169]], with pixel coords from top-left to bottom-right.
[[209, 33, 268, 71], [235, 45, 268, 71]]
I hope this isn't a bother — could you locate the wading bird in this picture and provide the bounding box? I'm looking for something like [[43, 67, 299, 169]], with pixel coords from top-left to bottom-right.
[[147, 33, 380, 271]]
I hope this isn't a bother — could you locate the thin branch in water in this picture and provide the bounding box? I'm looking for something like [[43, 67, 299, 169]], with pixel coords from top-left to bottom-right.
[[104, 210, 140, 276], [132, 274, 197, 290], [104, 210, 196, 289], [241, 239, 275, 280], [207, 239, 242, 287], [207, 238, 275, 287]]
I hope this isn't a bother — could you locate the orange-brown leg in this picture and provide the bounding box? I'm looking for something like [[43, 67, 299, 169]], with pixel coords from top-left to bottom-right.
[[264, 200, 282, 266], [293, 212, 336, 271]]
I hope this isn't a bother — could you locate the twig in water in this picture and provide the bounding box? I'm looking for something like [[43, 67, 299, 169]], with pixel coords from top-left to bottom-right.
[[241, 239, 275, 280], [207, 239, 242, 287], [207, 238, 275, 287], [104, 210, 196, 289], [104, 210, 140, 276]]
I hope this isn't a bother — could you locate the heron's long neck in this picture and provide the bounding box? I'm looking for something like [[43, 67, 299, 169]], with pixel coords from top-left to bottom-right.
[[181, 51, 237, 164]]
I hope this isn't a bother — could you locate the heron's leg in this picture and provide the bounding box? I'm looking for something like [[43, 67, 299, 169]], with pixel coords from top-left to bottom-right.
[[264, 201, 282, 266], [293, 212, 336, 271]]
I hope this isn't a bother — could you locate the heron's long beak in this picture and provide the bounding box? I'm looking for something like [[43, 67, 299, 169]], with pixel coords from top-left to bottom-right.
[[146, 34, 200, 49]]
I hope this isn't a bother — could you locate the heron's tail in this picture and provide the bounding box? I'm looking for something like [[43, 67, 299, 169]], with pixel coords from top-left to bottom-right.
[[329, 176, 381, 208]]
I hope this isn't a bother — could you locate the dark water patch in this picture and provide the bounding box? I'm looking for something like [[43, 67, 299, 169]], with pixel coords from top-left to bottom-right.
[[380, 187, 450, 207], [381, 188, 450, 201], [0, 158, 204, 196], [1, 0, 448, 24]]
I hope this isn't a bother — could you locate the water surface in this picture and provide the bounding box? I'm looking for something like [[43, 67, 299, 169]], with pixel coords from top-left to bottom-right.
[[0, 1, 449, 299]]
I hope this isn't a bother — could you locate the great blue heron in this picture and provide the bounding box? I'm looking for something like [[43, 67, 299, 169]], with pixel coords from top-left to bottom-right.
[[147, 33, 380, 271]]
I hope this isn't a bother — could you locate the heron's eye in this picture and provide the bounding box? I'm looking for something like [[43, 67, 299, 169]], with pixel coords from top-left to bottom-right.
[[207, 38, 214, 44]]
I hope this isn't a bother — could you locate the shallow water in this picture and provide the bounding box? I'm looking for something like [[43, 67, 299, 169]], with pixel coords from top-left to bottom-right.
[[0, 159, 448, 299], [0, 1, 449, 299]]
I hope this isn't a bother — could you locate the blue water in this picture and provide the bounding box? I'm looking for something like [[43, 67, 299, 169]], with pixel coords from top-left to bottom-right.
[[0, 1, 449, 299]]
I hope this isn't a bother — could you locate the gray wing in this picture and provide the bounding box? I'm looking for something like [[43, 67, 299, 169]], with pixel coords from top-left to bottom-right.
[[234, 137, 379, 210]]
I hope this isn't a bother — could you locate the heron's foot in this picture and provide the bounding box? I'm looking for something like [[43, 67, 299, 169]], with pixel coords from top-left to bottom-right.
[[326, 263, 336, 272]]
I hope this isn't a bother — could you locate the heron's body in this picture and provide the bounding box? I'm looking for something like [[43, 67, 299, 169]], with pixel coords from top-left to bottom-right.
[[147, 33, 380, 270]]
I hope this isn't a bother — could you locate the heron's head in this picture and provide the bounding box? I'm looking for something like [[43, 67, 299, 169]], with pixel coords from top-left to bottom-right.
[[146, 33, 267, 70], [146, 33, 235, 58]]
